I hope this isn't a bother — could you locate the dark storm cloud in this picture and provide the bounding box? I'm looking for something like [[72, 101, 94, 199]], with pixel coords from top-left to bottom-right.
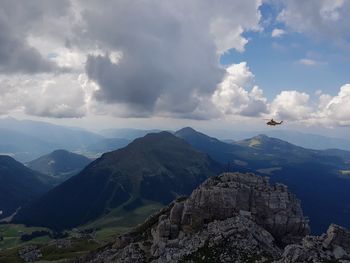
[[86, 54, 169, 114], [0, 23, 56, 74], [0, 0, 70, 74]]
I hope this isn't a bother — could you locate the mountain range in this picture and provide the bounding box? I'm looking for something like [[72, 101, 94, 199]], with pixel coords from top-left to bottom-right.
[[14, 132, 221, 230], [216, 129, 350, 151], [2, 117, 350, 162], [5, 126, 350, 235]]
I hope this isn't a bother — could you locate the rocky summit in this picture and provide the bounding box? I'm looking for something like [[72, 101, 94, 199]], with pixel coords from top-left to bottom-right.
[[69, 172, 350, 263]]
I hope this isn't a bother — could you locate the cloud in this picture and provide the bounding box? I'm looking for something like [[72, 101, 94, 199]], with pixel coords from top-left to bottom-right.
[[271, 28, 286, 38], [0, 0, 71, 74], [79, 0, 262, 118], [298, 58, 317, 66], [270, 90, 313, 121], [266, 84, 350, 127], [0, 0, 263, 119], [0, 74, 88, 118], [1, 0, 349, 127], [278, 0, 350, 43], [0, 20, 56, 74], [212, 62, 268, 117], [298, 58, 327, 66], [316, 84, 350, 126]]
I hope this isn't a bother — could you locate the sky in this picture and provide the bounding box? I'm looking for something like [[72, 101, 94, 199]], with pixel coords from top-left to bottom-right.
[[0, 0, 350, 137]]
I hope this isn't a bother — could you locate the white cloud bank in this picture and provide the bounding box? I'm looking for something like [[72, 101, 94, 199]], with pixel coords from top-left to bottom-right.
[[0, 0, 350, 128], [212, 63, 350, 127], [0, 74, 89, 118]]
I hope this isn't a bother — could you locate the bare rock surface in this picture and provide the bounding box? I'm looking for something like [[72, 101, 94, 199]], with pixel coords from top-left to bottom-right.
[[278, 224, 350, 263], [71, 172, 350, 263], [179, 173, 309, 244]]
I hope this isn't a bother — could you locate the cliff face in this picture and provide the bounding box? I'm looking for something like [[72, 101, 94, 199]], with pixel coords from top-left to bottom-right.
[[177, 173, 309, 245], [72, 173, 350, 263]]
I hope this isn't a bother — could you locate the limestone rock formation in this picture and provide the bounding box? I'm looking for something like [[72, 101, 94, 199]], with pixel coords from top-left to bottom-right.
[[278, 224, 350, 262], [177, 173, 309, 245], [71, 172, 350, 263]]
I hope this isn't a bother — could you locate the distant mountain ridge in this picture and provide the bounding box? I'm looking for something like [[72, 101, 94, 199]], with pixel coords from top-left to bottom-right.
[[27, 150, 91, 184], [14, 132, 221, 230], [261, 130, 350, 151], [0, 118, 103, 162], [8, 125, 350, 234], [2, 117, 350, 162], [216, 129, 350, 151]]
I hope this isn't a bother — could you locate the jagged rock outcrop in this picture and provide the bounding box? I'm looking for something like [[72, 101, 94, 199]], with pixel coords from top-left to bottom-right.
[[176, 173, 309, 245], [278, 224, 350, 262], [72, 172, 313, 263]]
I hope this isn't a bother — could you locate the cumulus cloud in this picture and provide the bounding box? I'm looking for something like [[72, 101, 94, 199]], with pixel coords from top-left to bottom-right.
[[212, 62, 268, 117], [278, 0, 350, 42], [270, 91, 313, 121], [271, 28, 286, 38], [0, 74, 88, 118], [0, 0, 264, 119], [79, 0, 262, 118], [264, 84, 350, 127], [316, 84, 350, 126]]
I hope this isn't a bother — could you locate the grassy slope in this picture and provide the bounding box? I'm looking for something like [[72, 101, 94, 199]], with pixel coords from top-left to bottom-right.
[[80, 200, 164, 241]]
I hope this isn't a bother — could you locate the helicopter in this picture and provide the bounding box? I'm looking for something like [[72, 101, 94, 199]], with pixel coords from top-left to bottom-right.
[[265, 118, 283, 126]]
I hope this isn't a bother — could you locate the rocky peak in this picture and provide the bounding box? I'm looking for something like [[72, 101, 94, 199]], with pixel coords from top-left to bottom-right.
[[171, 172, 309, 245], [72, 172, 314, 263]]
